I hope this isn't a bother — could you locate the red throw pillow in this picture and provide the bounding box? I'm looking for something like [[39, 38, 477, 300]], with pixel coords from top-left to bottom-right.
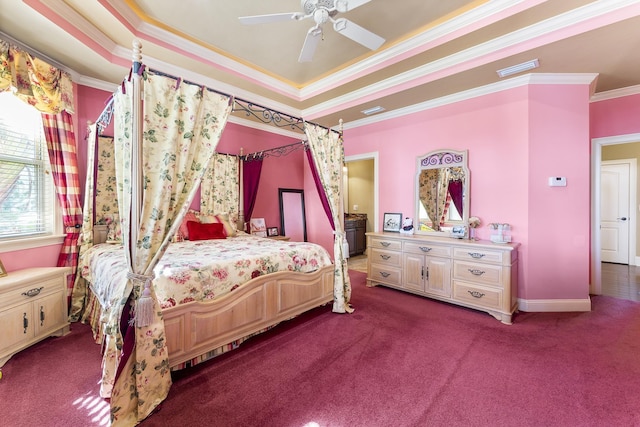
[[186, 221, 226, 241], [178, 211, 200, 240]]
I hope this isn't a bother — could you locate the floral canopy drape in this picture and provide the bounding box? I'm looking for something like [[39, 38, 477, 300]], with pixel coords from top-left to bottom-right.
[[1, 40, 82, 300], [201, 153, 239, 225], [103, 68, 232, 426], [304, 123, 352, 313]]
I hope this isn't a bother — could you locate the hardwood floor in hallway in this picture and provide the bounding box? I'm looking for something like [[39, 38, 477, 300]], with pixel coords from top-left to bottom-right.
[[601, 262, 640, 302]]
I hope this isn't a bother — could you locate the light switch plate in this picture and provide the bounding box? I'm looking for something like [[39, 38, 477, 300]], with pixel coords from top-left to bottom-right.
[[548, 177, 567, 187]]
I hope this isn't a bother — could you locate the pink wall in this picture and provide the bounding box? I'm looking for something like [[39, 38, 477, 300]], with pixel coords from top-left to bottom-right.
[[526, 84, 591, 299], [590, 93, 640, 138], [215, 122, 304, 230], [5, 80, 639, 303], [340, 82, 593, 302], [75, 85, 116, 193], [0, 94, 304, 271]]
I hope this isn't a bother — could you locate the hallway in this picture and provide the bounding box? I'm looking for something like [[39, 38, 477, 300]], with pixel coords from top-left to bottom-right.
[[601, 262, 640, 302]]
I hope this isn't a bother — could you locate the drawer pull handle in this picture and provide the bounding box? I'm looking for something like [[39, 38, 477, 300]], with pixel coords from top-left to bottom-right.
[[380, 254, 391, 260], [380, 242, 391, 247], [468, 290, 485, 299], [468, 252, 485, 259], [419, 246, 432, 252], [380, 271, 391, 278], [23, 313, 28, 333], [40, 306, 45, 326], [22, 287, 44, 298], [468, 269, 485, 276]]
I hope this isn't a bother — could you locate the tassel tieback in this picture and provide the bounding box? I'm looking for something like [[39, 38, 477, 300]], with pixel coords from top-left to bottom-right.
[[127, 271, 156, 327]]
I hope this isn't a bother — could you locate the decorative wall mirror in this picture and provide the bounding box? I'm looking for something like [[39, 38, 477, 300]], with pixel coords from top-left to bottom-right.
[[415, 150, 469, 236], [279, 188, 307, 242]]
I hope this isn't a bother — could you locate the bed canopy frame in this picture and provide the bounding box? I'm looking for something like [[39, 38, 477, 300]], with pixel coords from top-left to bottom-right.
[[77, 41, 351, 426]]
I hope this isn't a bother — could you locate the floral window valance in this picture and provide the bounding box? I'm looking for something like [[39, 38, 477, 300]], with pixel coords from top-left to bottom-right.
[[0, 40, 74, 114]]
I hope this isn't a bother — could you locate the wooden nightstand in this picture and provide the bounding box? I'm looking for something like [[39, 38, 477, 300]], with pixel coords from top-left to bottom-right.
[[0, 267, 71, 367], [268, 235, 290, 241]]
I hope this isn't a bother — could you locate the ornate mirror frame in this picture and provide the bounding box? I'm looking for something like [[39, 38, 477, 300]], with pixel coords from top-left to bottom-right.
[[414, 149, 469, 236]]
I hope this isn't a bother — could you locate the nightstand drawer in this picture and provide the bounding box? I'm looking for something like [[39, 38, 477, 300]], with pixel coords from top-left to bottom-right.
[[0, 277, 61, 309]]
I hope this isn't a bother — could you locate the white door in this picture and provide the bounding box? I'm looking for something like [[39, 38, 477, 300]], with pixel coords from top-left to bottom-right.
[[600, 161, 630, 264]]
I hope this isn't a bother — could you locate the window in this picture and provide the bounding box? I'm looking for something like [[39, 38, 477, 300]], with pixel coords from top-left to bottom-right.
[[0, 92, 56, 241]]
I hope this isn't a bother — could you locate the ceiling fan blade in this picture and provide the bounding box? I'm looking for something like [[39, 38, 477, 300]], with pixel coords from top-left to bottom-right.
[[239, 12, 301, 25], [333, 18, 384, 50], [298, 27, 323, 62], [335, 0, 371, 13]]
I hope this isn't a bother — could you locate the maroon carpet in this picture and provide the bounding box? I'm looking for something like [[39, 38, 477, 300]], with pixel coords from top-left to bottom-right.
[[2, 270, 640, 426]]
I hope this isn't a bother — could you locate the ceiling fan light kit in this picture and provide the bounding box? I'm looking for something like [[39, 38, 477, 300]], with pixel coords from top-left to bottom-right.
[[239, 0, 385, 62]]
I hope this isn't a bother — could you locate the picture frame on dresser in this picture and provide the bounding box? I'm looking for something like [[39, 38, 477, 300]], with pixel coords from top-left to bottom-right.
[[267, 227, 279, 237], [0, 258, 6, 277], [383, 212, 402, 232]]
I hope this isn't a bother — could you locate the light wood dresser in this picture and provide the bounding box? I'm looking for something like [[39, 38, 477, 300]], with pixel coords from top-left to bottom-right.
[[366, 232, 519, 324], [0, 267, 71, 367]]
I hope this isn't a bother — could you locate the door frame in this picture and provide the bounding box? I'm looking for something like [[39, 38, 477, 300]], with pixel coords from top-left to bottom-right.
[[345, 152, 379, 231], [591, 133, 639, 294]]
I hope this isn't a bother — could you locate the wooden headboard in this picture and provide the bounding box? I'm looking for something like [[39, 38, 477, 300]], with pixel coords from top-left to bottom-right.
[[93, 225, 108, 244]]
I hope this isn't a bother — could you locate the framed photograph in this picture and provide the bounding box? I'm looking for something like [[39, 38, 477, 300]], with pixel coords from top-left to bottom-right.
[[267, 227, 279, 237], [249, 218, 267, 237], [383, 212, 403, 232], [0, 258, 7, 277]]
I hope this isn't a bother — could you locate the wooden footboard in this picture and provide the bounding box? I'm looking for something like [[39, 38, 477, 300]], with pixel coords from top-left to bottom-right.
[[162, 264, 334, 368]]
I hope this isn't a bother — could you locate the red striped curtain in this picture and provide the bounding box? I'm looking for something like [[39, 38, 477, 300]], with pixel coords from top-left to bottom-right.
[[2, 42, 79, 305], [42, 111, 83, 304]]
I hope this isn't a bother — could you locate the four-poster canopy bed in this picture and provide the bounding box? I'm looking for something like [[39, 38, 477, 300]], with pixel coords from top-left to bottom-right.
[[70, 41, 351, 425]]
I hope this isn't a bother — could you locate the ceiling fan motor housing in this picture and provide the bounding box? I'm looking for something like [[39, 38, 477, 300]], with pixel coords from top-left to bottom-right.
[[302, 0, 336, 15]]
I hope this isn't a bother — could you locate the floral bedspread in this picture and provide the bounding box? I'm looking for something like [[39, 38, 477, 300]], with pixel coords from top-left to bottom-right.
[[79, 234, 332, 309]]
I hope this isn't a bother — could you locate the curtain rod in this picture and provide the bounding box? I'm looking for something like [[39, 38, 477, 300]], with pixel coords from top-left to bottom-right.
[[242, 140, 308, 162], [147, 68, 338, 135], [92, 63, 341, 137]]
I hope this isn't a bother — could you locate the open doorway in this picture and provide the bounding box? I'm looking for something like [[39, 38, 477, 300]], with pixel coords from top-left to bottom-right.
[[591, 134, 640, 295], [344, 152, 378, 271]]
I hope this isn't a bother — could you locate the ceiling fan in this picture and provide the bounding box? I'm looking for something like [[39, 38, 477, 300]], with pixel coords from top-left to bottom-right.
[[239, 0, 385, 62]]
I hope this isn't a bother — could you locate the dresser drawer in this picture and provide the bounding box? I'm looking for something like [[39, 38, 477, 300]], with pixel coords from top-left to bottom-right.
[[404, 241, 451, 258], [453, 281, 503, 310], [369, 263, 402, 285], [453, 247, 505, 264], [453, 260, 503, 288], [369, 248, 401, 267], [369, 237, 402, 251]]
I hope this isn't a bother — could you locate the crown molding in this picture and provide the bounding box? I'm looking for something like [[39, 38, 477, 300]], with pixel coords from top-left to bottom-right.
[[0, 30, 80, 81], [342, 73, 599, 130], [304, 0, 639, 119], [590, 84, 640, 103], [104, 0, 300, 99], [301, 0, 546, 98]]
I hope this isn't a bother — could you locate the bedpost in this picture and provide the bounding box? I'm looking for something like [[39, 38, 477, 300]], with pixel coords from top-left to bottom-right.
[[238, 147, 245, 231], [130, 40, 143, 248], [339, 119, 345, 233]]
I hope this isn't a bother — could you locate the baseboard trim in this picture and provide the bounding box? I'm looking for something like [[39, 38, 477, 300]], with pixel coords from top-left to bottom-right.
[[518, 297, 592, 312]]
